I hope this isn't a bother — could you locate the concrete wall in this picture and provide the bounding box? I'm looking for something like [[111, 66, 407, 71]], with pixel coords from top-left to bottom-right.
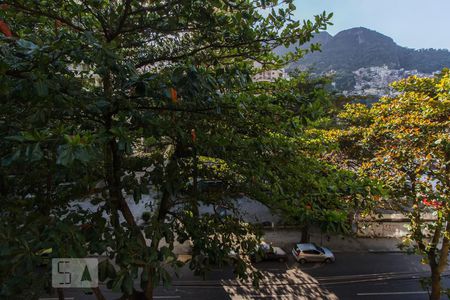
[[356, 221, 409, 238], [355, 213, 436, 238]]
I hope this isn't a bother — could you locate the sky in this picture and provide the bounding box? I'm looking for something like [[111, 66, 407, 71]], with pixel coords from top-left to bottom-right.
[[293, 0, 450, 50]]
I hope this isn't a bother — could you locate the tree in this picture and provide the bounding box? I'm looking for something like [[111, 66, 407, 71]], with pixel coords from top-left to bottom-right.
[[336, 70, 450, 300], [0, 1, 332, 299], [256, 72, 379, 243]]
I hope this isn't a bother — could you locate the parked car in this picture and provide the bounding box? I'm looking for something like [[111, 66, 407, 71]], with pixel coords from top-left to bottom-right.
[[291, 243, 335, 264], [252, 242, 288, 262]]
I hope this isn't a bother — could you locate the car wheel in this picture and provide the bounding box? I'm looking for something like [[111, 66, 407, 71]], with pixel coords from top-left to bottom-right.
[[298, 258, 307, 264], [324, 258, 332, 264]]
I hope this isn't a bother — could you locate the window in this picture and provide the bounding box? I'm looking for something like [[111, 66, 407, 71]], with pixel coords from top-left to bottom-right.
[[303, 250, 320, 255]]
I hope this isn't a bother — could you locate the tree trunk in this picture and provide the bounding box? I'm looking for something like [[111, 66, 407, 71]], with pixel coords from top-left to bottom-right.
[[92, 287, 106, 300], [191, 149, 199, 218], [57, 288, 64, 300], [142, 148, 181, 299], [102, 72, 151, 299], [301, 225, 310, 243], [432, 217, 450, 300], [144, 271, 154, 300], [430, 267, 441, 300]]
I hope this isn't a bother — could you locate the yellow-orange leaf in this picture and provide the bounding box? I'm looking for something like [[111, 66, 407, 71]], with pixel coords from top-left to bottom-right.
[[55, 20, 63, 29], [0, 20, 12, 37], [191, 129, 196, 143], [170, 88, 178, 103]]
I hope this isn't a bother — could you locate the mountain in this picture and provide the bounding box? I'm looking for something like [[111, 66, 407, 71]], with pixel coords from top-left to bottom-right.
[[274, 31, 333, 56], [283, 27, 450, 96]]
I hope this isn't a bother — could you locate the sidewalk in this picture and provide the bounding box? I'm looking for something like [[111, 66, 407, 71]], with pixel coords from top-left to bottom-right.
[[170, 228, 405, 256], [262, 228, 404, 253]]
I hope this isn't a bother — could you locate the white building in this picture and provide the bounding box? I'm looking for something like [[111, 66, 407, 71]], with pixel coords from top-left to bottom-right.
[[252, 62, 288, 82], [253, 69, 287, 82]]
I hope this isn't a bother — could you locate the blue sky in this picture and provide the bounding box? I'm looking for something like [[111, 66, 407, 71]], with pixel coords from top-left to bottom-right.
[[293, 0, 450, 50]]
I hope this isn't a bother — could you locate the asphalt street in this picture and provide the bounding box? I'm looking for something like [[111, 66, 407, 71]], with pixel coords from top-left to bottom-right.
[[44, 252, 449, 300]]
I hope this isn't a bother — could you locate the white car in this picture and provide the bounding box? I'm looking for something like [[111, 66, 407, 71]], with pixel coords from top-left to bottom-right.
[[292, 243, 335, 264]]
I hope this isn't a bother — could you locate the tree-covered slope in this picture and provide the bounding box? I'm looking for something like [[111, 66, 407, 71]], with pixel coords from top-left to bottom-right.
[[282, 27, 450, 94], [289, 27, 450, 74]]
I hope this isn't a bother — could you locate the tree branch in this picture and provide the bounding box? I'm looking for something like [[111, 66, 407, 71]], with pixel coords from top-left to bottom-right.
[[438, 213, 450, 272], [4, 1, 85, 32], [79, 0, 110, 38], [108, 0, 132, 41]]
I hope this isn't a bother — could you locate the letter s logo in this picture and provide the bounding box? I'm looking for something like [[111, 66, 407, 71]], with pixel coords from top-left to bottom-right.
[[57, 261, 71, 285]]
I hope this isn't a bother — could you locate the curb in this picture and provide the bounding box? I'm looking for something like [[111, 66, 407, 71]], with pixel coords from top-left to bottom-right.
[[368, 249, 405, 253], [330, 250, 403, 254]]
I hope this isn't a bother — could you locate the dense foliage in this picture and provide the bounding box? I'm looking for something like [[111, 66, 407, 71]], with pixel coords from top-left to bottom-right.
[[336, 70, 450, 300], [255, 72, 378, 239], [0, 1, 335, 299]]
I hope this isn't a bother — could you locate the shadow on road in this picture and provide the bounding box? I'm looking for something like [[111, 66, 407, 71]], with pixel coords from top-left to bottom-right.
[[220, 264, 338, 300]]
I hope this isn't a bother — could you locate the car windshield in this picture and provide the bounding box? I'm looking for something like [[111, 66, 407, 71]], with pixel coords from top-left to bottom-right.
[[313, 244, 325, 254]]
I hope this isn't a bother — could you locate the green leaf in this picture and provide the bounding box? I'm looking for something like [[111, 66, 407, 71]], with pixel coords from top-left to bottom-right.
[[2, 149, 21, 166], [133, 189, 142, 204], [98, 260, 108, 282], [107, 262, 117, 279], [57, 146, 75, 166], [122, 274, 133, 295], [17, 39, 39, 54], [29, 143, 43, 162], [111, 275, 124, 293], [34, 80, 49, 97]]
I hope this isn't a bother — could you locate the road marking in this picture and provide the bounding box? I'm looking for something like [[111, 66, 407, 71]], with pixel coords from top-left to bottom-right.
[[179, 286, 226, 289], [174, 275, 408, 288], [324, 276, 410, 286], [248, 295, 298, 298], [357, 291, 428, 296], [317, 270, 429, 281], [39, 298, 75, 300]]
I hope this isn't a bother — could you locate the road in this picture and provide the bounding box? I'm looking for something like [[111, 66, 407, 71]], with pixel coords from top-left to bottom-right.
[[46, 252, 449, 300]]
